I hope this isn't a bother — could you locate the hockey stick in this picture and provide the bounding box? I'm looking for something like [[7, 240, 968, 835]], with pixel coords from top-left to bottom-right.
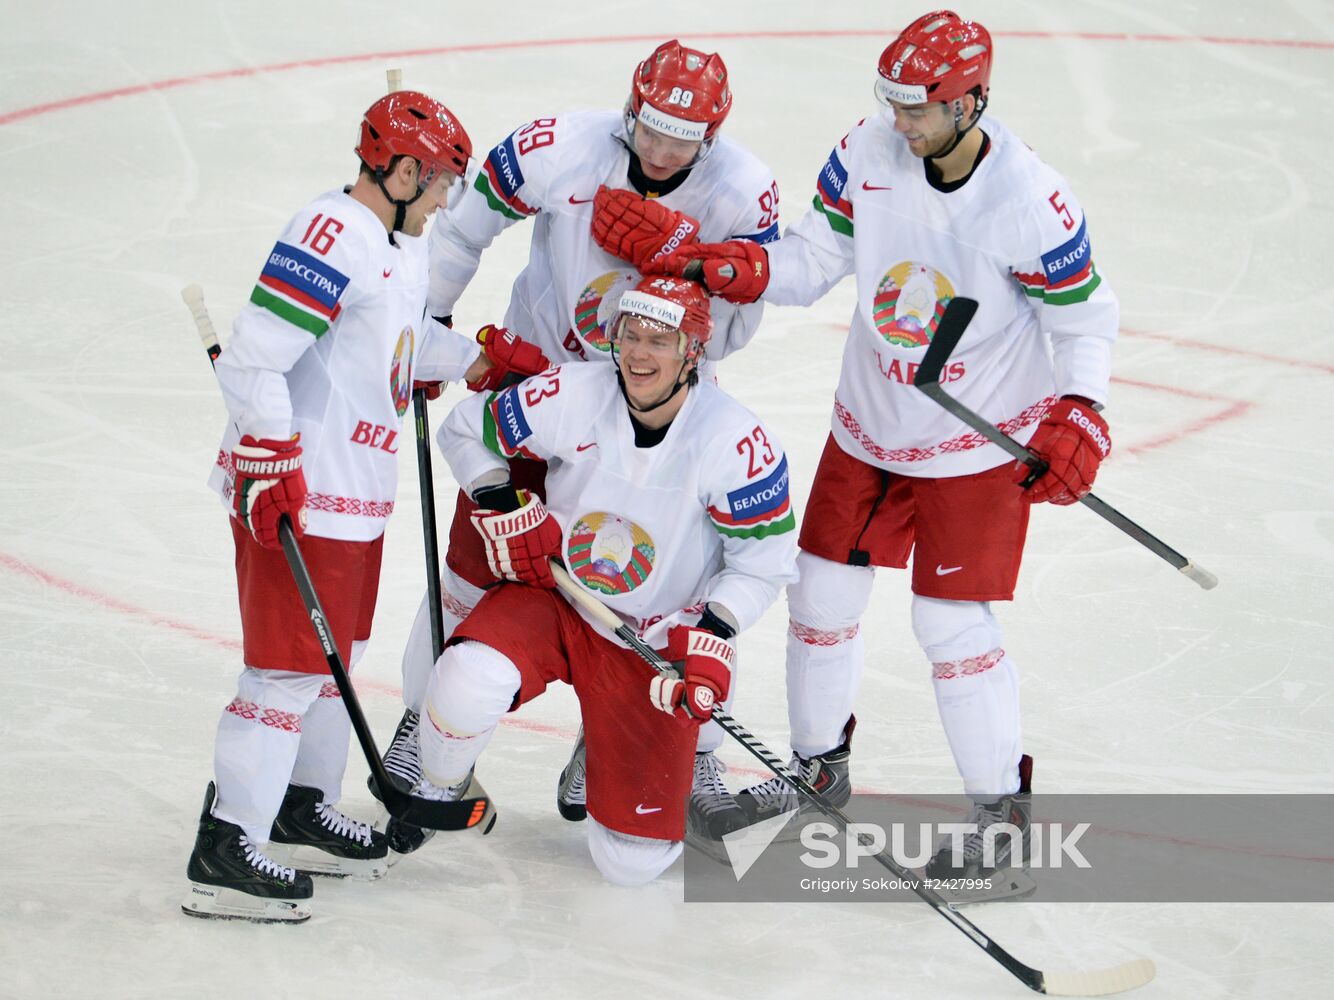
[[914, 297, 1218, 590], [550, 561, 1154, 996], [414, 389, 448, 659], [180, 283, 490, 832]]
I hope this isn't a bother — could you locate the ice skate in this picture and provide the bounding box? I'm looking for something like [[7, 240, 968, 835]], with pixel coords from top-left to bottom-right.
[[734, 717, 856, 834], [684, 751, 749, 863], [556, 726, 587, 821], [922, 755, 1035, 904], [267, 783, 389, 880], [181, 782, 313, 923]]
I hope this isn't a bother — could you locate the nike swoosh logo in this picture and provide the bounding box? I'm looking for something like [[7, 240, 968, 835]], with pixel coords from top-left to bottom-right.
[[383, 269, 392, 278], [575, 441, 597, 452], [568, 195, 594, 205], [861, 181, 893, 191], [935, 565, 963, 576], [635, 804, 662, 814]]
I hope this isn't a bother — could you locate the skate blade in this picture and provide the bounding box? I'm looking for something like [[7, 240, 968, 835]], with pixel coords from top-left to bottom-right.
[[264, 843, 388, 881], [181, 882, 311, 923], [936, 868, 1038, 908]]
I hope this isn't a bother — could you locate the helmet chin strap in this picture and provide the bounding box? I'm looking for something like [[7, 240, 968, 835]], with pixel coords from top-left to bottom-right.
[[374, 161, 426, 242], [614, 352, 695, 414], [927, 94, 988, 162]]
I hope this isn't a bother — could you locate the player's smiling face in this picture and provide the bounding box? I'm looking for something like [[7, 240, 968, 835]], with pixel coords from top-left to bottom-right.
[[401, 169, 456, 237], [615, 315, 689, 408], [887, 99, 955, 158]]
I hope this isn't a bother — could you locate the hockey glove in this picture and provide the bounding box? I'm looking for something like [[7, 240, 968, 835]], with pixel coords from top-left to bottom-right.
[[1017, 397, 1111, 505], [231, 434, 307, 549], [465, 325, 552, 393], [652, 615, 735, 724], [591, 185, 701, 269], [469, 487, 563, 588], [645, 240, 770, 304]]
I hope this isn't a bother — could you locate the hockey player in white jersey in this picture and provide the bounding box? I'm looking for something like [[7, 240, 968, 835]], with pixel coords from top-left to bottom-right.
[[182, 91, 545, 923], [649, 11, 1119, 896], [407, 274, 797, 885], [383, 40, 782, 855]]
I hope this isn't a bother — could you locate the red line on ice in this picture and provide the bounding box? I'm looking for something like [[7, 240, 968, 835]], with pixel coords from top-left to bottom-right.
[[3, 29, 1331, 127]]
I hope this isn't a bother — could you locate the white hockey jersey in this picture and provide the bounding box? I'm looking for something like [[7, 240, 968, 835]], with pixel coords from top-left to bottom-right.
[[439, 364, 798, 648], [208, 188, 481, 541], [428, 110, 780, 365], [767, 114, 1120, 478]]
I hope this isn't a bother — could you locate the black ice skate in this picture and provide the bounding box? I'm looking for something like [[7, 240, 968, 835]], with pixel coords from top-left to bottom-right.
[[735, 716, 856, 831], [684, 751, 750, 862], [556, 726, 587, 822], [922, 754, 1035, 904], [368, 708, 424, 797], [267, 783, 389, 880], [385, 768, 498, 857], [367, 708, 438, 857], [181, 781, 313, 923]]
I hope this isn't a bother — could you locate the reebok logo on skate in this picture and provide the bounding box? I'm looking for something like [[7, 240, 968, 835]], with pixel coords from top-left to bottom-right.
[[935, 565, 963, 576], [635, 804, 663, 814]]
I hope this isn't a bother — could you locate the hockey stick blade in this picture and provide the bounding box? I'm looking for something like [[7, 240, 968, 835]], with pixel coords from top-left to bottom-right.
[[911, 301, 1217, 590], [181, 285, 492, 832], [915, 296, 979, 387], [549, 560, 1154, 996]]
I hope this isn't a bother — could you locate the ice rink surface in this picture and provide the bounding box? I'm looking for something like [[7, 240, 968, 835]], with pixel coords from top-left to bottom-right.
[[2, 1, 1332, 997]]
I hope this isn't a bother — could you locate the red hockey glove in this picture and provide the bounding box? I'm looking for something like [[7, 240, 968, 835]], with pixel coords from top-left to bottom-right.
[[465, 324, 552, 393], [1017, 397, 1112, 505], [645, 240, 770, 304], [652, 623, 735, 724], [469, 488, 563, 588], [231, 434, 307, 549], [591, 185, 701, 269]]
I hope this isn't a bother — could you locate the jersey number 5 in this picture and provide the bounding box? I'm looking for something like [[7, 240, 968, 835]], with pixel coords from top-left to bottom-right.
[[736, 425, 776, 478], [1048, 191, 1075, 231]]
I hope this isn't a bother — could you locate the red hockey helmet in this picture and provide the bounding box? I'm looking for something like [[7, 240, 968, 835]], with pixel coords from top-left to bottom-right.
[[875, 11, 993, 109], [356, 91, 473, 190], [628, 40, 732, 146], [610, 274, 713, 364]]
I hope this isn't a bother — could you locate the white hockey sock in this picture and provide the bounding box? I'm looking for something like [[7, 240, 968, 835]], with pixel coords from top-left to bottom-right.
[[912, 596, 1023, 799], [213, 667, 326, 844], [785, 552, 874, 758], [289, 639, 368, 803], [401, 566, 484, 713], [419, 640, 521, 786]]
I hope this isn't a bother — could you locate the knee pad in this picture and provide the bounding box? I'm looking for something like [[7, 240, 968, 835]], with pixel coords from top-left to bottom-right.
[[787, 551, 875, 630], [586, 817, 682, 887], [910, 596, 1002, 664], [424, 640, 522, 738]]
